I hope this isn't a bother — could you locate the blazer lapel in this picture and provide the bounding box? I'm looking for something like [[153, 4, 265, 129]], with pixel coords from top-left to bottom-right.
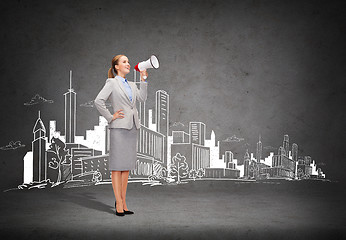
[[115, 77, 132, 104]]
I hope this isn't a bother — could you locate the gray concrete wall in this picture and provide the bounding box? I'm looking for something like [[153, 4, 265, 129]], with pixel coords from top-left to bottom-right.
[[0, 0, 345, 188]]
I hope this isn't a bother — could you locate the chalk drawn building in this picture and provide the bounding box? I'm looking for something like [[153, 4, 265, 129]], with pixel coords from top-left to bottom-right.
[[155, 90, 169, 167], [204, 168, 240, 178], [243, 149, 257, 179], [261, 135, 296, 179], [133, 125, 165, 177], [82, 155, 110, 181], [256, 135, 262, 163], [32, 111, 47, 182], [70, 145, 102, 178], [64, 71, 76, 144], [170, 122, 210, 172]]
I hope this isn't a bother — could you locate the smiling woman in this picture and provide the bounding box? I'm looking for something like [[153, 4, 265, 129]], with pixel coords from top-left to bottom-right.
[[94, 54, 148, 217], [108, 55, 129, 78]]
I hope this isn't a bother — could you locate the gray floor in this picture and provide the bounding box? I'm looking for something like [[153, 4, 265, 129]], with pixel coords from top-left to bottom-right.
[[1, 180, 345, 240]]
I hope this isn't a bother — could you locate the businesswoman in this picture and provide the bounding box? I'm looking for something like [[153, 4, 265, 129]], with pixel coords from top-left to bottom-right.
[[94, 55, 148, 216]]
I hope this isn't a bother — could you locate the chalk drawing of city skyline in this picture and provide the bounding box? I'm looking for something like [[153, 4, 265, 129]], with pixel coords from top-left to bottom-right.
[[12, 69, 326, 191]]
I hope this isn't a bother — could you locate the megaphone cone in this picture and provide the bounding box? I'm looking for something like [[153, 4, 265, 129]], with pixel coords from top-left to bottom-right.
[[134, 55, 160, 72]]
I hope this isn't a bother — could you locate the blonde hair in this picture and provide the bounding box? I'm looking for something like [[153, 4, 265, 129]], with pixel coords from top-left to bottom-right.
[[108, 54, 125, 78]]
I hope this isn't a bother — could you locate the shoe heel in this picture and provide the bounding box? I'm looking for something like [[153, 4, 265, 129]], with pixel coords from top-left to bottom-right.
[[115, 200, 125, 216], [115, 210, 125, 216]]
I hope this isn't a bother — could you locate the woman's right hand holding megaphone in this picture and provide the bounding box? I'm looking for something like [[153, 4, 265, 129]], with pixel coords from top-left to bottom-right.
[[140, 70, 148, 81]]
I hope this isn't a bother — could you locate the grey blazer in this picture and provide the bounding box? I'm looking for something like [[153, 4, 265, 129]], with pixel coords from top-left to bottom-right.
[[94, 76, 148, 129]]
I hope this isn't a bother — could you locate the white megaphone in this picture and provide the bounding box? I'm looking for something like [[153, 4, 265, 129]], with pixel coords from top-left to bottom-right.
[[134, 55, 159, 79]]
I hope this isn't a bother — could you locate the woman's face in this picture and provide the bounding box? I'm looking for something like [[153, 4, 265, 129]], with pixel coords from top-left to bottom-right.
[[115, 56, 130, 76]]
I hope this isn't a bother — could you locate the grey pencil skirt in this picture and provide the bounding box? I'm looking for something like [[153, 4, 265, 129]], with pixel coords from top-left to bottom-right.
[[109, 122, 138, 171]]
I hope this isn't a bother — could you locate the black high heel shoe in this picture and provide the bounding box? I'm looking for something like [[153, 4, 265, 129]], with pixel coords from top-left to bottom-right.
[[123, 209, 134, 215], [116, 200, 134, 215], [114, 200, 125, 217]]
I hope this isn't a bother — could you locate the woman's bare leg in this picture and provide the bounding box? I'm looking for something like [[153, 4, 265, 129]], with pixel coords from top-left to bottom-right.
[[121, 170, 130, 211], [111, 171, 124, 213]]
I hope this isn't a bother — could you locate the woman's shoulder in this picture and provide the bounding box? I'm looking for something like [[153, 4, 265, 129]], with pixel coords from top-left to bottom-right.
[[105, 78, 116, 83]]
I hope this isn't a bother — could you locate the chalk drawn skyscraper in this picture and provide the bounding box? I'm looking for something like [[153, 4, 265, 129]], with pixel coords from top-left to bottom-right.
[[156, 90, 169, 166], [244, 149, 250, 179], [156, 90, 169, 135], [256, 135, 262, 163], [64, 70, 76, 143], [189, 122, 206, 146], [283, 134, 289, 157], [292, 143, 298, 162], [32, 111, 47, 182]]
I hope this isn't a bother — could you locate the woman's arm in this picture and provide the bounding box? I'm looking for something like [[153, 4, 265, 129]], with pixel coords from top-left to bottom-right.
[[136, 70, 148, 102], [94, 79, 114, 123], [136, 81, 148, 102]]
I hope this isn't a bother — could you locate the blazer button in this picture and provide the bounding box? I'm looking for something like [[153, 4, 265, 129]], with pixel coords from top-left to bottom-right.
[[131, 107, 133, 109]]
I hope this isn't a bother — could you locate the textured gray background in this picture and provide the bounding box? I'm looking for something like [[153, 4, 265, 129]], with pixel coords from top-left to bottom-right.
[[0, 0, 345, 189]]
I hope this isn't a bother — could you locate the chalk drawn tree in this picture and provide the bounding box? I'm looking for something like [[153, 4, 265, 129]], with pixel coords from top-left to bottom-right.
[[189, 169, 198, 181], [47, 137, 69, 185], [297, 168, 304, 179], [170, 153, 189, 184], [196, 168, 205, 179]]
